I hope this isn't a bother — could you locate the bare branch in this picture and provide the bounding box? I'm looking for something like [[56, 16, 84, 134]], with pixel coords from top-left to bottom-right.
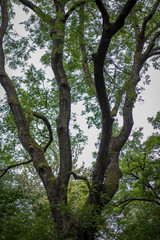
[[148, 51, 160, 58], [141, 0, 160, 36], [111, 90, 124, 117], [111, 59, 131, 75], [148, 46, 160, 58], [18, 0, 53, 24], [0, 159, 32, 178], [144, 31, 160, 58], [0, 75, 55, 203], [95, 0, 110, 25], [110, 90, 135, 152], [70, 171, 90, 190], [114, 198, 160, 208], [32, 112, 53, 152], [111, 77, 129, 118], [18, 0, 37, 12], [145, 22, 160, 40], [114, 0, 138, 32]]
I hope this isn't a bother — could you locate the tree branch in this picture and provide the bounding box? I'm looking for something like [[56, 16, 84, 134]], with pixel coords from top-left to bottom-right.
[[91, 0, 138, 186], [114, 198, 160, 208], [18, 0, 53, 24], [70, 171, 90, 190], [111, 84, 126, 117], [18, 0, 37, 12], [145, 22, 160, 40], [78, 4, 94, 88], [0, 0, 8, 42], [148, 51, 160, 58], [32, 112, 53, 152], [0, 3, 56, 204], [95, 0, 110, 25], [130, 4, 140, 38], [51, 2, 72, 192], [141, 0, 160, 36], [0, 0, 8, 70], [64, 1, 86, 22], [113, 0, 138, 32], [144, 31, 160, 59], [110, 88, 135, 152], [0, 159, 32, 178]]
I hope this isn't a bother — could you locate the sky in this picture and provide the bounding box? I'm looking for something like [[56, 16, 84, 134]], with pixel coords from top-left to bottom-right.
[[0, 3, 160, 167]]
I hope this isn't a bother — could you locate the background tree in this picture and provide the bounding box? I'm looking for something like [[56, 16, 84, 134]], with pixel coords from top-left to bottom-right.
[[0, 0, 160, 239], [99, 114, 160, 239]]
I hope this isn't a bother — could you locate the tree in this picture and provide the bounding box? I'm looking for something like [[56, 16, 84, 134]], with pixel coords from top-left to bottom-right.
[[100, 117, 160, 239], [0, 171, 53, 240], [0, 0, 160, 239]]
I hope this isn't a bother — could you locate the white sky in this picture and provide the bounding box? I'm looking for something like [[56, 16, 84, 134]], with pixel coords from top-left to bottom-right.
[[133, 68, 160, 137]]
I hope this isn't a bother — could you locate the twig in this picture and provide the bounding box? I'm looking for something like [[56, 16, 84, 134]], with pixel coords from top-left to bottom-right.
[[64, 1, 86, 22], [114, 198, 160, 208], [32, 112, 53, 152], [0, 159, 32, 178], [70, 171, 90, 190]]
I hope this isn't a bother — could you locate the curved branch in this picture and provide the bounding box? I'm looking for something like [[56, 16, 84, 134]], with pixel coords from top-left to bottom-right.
[[148, 51, 160, 58], [70, 171, 91, 190], [111, 84, 126, 117], [145, 22, 160, 40], [32, 112, 53, 152], [114, 198, 160, 208], [92, 0, 138, 186], [18, 0, 38, 12], [141, 0, 160, 36], [95, 0, 110, 25], [144, 31, 160, 59], [78, 4, 94, 88], [0, 159, 32, 178], [110, 87, 135, 153], [64, 1, 86, 22], [18, 0, 53, 24]]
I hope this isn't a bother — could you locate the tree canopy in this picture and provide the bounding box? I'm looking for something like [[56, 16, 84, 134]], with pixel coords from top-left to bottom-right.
[[0, 0, 160, 239]]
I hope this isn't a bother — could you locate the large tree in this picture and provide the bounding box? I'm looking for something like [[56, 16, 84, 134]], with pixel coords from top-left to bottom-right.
[[0, 0, 160, 239]]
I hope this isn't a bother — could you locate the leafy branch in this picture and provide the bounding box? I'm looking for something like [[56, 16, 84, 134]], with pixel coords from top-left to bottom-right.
[[141, 0, 160, 36], [32, 112, 53, 153], [0, 159, 32, 178], [114, 198, 160, 211], [18, 0, 53, 24], [64, 1, 86, 22]]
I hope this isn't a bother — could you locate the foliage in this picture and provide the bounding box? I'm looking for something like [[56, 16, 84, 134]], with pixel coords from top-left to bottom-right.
[[0, 171, 53, 240], [100, 117, 160, 239]]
